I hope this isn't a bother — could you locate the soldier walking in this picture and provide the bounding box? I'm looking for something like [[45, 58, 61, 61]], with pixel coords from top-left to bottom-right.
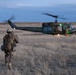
[[1, 28, 19, 69]]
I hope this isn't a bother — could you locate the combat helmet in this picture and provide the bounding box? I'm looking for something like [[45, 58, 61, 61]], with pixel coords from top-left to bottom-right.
[[6, 28, 13, 33]]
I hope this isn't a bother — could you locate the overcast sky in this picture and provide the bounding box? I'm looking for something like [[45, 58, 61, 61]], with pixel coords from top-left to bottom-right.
[[0, 0, 76, 8]]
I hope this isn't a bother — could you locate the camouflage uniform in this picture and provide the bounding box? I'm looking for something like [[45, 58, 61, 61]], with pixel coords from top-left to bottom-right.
[[3, 31, 19, 65]]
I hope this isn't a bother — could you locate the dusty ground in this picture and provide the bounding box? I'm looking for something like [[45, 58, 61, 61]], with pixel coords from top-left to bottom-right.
[[0, 23, 76, 75]]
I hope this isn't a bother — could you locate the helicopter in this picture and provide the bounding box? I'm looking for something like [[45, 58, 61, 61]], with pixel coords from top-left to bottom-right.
[[42, 13, 76, 35], [4, 15, 76, 35]]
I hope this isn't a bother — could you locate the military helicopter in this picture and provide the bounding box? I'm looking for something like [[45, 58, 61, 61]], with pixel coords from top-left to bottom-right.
[[4, 15, 76, 35], [42, 13, 76, 35]]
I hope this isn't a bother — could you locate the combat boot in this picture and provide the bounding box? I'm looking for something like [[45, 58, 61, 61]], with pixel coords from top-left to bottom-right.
[[8, 63, 12, 70], [5, 60, 8, 66], [5, 62, 8, 66]]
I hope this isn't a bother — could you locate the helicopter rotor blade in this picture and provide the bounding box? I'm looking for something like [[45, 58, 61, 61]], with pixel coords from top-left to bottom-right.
[[58, 17, 68, 20], [3, 15, 15, 24], [2, 20, 8, 24], [42, 13, 58, 18], [8, 15, 15, 20], [42, 13, 67, 19]]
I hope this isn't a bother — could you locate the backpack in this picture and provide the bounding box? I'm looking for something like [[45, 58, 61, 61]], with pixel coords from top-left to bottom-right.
[[3, 34, 14, 51]]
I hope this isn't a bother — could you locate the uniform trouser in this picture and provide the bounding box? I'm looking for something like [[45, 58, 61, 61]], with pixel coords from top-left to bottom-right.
[[5, 51, 12, 64]]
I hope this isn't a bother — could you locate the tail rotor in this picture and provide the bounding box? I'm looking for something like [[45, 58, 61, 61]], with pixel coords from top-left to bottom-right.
[[3, 15, 15, 24]]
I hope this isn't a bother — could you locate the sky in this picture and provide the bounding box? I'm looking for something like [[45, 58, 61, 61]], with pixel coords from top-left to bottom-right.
[[0, 0, 76, 22], [0, 0, 76, 8]]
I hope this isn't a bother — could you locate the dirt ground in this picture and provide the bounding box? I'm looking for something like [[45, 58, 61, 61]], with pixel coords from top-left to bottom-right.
[[0, 23, 76, 75]]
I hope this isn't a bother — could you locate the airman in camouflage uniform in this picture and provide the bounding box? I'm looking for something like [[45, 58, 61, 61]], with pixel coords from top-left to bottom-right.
[[3, 28, 19, 69]]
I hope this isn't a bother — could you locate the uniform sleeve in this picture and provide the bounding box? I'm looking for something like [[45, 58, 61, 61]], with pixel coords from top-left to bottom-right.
[[14, 35, 19, 43]]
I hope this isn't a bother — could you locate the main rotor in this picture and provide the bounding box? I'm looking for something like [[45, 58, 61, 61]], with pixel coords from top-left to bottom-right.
[[42, 13, 67, 23]]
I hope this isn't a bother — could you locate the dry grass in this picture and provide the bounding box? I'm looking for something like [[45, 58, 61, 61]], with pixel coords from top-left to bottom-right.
[[0, 23, 76, 75]]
